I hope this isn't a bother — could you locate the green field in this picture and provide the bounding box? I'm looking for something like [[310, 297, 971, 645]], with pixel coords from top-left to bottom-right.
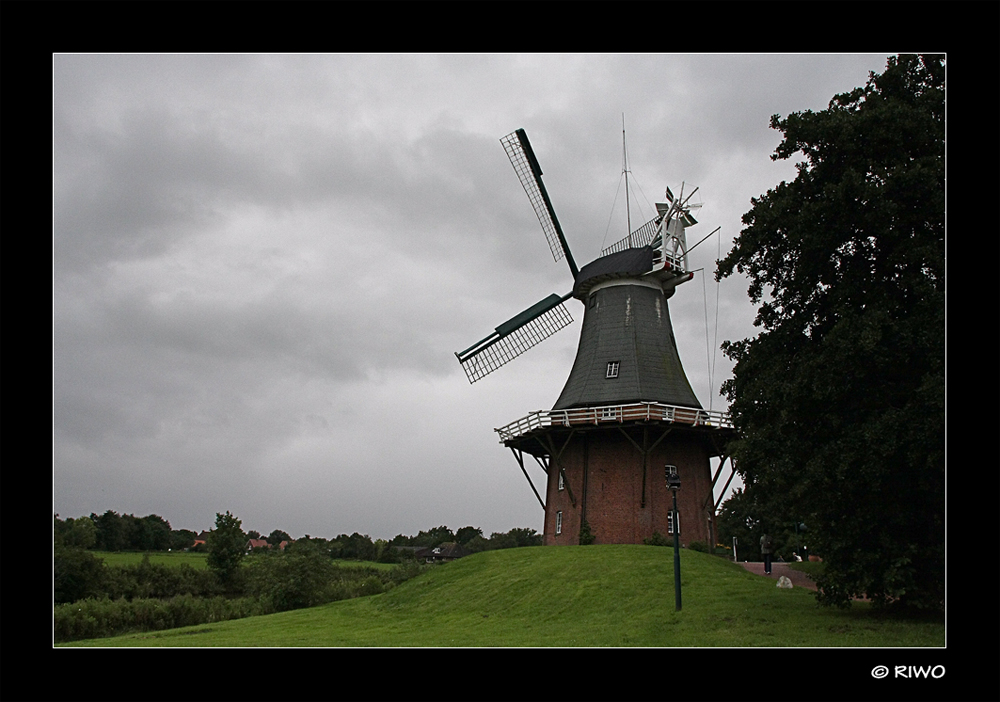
[[90, 550, 395, 571], [62, 545, 944, 647], [92, 551, 209, 569]]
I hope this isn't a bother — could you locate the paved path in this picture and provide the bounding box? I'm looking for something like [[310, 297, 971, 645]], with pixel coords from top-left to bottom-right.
[[738, 561, 818, 590], [738, 562, 870, 601]]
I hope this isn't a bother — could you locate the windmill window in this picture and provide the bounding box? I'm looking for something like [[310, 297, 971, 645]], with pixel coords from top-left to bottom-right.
[[606, 361, 620, 378], [556, 511, 563, 535], [668, 510, 681, 535], [558, 472, 565, 491]]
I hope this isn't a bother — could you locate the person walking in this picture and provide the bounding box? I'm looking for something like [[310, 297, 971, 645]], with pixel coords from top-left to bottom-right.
[[760, 533, 774, 575]]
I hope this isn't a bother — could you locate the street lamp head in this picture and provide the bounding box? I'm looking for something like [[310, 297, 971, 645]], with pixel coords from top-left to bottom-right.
[[665, 468, 681, 491]]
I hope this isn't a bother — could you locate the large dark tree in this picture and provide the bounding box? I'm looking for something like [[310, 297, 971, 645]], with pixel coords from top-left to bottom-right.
[[715, 55, 944, 611]]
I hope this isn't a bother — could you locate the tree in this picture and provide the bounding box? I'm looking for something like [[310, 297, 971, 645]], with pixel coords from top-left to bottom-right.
[[170, 528, 196, 551], [91, 510, 125, 551], [715, 55, 944, 611], [331, 532, 377, 561], [266, 529, 291, 547], [488, 528, 543, 550], [455, 526, 483, 546], [412, 525, 454, 548], [463, 535, 490, 554], [375, 539, 399, 563], [207, 511, 246, 590], [140, 514, 173, 551], [245, 540, 337, 611], [54, 515, 98, 550], [54, 515, 105, 603]]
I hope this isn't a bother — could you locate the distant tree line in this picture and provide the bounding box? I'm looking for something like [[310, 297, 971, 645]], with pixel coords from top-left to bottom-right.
[[55, 511, 197, 553], [55, 512, 542, 559], [389, 525, 542, 553]]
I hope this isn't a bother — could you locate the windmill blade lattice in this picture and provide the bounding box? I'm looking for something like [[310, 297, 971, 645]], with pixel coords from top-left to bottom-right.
[[456, 293, 574, 383], [501, 130, 578, 276], [602, 214, 663, 256]]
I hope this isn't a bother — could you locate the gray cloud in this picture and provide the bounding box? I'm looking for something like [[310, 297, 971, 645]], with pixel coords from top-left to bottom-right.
[[54, 53, 892, 537]]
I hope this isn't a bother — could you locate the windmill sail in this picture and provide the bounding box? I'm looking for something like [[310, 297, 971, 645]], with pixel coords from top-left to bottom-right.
[[501, 129, 579, 277], [456, 293, 574, 383]]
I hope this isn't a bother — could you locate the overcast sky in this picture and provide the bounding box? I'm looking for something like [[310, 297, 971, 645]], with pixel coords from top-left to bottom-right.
[[54, 53, 893, 540]]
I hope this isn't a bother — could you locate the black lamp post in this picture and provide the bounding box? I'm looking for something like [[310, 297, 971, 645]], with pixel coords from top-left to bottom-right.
[[666, 467, 682, 611]]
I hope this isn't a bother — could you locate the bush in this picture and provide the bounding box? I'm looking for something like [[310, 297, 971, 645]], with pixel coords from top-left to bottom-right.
[[688, 541, 709, 553], [53, 595, 269, 643], [102, 558, 223, 601], [54, 547, 107, 604], [643, 532, 671, 547]]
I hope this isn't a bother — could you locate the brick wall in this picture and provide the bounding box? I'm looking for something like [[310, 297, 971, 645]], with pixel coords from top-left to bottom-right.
[[543, 428, 713, 546]]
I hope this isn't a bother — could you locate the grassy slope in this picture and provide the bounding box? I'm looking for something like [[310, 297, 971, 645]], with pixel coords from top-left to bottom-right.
[[64, 545, 944, 647]]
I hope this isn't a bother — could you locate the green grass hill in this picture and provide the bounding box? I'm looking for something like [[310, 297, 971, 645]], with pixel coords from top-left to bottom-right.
[[63, 545, 944, 647]]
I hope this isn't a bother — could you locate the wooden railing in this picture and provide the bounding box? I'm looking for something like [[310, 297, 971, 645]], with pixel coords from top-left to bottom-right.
[[495, 402, 733, 442]]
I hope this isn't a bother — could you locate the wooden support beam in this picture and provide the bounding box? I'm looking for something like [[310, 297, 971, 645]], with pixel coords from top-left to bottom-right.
[[510, 447, 546, 511], [617, 425, 673, 508], [532, 454, 549, 475], [704, 455, 730, 513], [710, 455, 729, 491], [539, 431, 577, 508], [714, 458, 738, 512]]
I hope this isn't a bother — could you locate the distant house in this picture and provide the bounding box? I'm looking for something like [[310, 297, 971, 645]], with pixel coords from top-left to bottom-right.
[[393, 542, 470, 563], [191, 531, 212, 549], [427, 542, 470, 563], [245, 538, 293, 553]]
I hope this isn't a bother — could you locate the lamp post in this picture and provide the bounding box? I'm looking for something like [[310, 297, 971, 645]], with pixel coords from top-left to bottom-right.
[[666, 466, 682, 611]]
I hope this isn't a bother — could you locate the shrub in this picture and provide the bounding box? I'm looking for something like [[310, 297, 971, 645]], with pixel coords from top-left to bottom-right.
[[643, 532, 671, 547], [102, 559, 223, 601], [54, 547, 107, 604], [245, 545, 339, 611], [54, 595, 269, 643]]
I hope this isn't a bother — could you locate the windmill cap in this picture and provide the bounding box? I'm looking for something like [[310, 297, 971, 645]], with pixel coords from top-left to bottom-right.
[[573, 247, 654, 299]]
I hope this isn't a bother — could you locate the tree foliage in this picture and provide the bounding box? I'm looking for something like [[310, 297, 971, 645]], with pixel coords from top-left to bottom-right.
[[455, 526, 483, 546], [245, 539, 339, 611], [54, 514, 98, 549], [715, 55, 944, 611], [206, 511, 246, 590], [266, 529, 291, 547]]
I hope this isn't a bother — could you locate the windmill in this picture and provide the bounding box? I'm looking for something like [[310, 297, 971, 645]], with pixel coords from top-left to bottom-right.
[[456, 128, 736, 547]]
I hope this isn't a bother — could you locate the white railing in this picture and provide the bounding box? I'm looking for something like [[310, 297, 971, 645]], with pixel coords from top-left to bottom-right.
[[495, 401, 733, 442]]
